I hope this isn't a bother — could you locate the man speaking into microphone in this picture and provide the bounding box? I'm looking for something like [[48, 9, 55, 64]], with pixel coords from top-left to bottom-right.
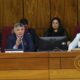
[[7, 23, 35, 52]]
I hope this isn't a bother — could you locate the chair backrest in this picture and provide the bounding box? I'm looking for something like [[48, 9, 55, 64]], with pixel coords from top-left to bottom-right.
[[2, 26, 13, 51], [1, 26, 33, 52], [73, 25, 80, 38]]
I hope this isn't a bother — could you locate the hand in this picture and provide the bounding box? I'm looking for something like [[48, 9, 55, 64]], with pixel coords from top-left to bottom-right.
[[15, 37, 22, 47]]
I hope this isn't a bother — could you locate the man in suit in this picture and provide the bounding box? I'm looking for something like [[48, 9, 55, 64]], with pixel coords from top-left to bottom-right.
[[20, 18, 39, 51], [68, 33, 80, 51], [7, 23, 35, 52]]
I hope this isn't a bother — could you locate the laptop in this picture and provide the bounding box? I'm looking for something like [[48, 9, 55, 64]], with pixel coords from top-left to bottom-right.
[[38, 36, 68, 51]]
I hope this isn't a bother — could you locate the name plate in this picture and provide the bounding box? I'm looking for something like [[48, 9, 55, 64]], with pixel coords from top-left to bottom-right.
[[5, 49, 24, 53]]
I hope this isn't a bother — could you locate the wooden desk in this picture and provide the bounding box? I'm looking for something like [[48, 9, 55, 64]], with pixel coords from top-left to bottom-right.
[[49, 51, 80, 69], [49, 51, 80, 80], [0, 52, 49, 80], [0, 51, 80, 80]]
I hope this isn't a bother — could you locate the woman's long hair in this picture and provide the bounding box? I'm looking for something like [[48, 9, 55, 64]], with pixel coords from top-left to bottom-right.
[[48, 17, 64, 32]]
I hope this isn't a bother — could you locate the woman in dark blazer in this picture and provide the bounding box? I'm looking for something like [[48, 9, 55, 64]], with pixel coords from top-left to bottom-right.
[[44, 17, 70, 46]]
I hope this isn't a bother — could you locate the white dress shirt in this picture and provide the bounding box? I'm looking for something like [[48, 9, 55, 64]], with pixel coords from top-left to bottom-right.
[[68, 33, 80, 51]]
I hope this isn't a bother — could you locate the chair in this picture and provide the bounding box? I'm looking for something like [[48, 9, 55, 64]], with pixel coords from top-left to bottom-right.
[[1, 26, 13, 52], [73, 25, 80, 38]]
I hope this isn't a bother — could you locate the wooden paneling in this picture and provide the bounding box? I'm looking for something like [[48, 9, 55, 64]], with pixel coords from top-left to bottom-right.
[[49, 51, 80, 69], [52, 79, 80, 80], [0, 53, 48, 70], [0, 70, 48, 80], [24, 0, 38, 28], [0, 58, 48, 70], [49, 51, 80, 57], [24, 0, 50, 36], [61, 58, 75, 69], [49, 57, 75, 69], [0, 52, 80, 79], [50, 0, 65, 21], [78, 0, 80, 24], [0, 0, 79, 37], [0, 0, 23, 27], [64, 0, 78, 37], [50, 0, 78, 38], [50, 69, 80, 80], [0, 52, 48, 58], [36, 0, 50, 36], [0, 52, 49, 79], [0, 0, 3, 29], [49, 58, 60, 69]]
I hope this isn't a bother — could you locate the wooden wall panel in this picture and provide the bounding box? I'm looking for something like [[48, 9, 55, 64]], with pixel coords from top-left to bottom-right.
[[49, 58, 60, 69], [50, 0, 78, 38], [24, 0, 37, 28], [0, 0, 23, 27], [0, 0, 79, 37], [64, 0, 78, 38], [0, 70, 48, 80], [50, 69, 80, 80], [24, 0, 50, 36], [78, 0, 80, 24], [0, 58, 48, 70], [36, 0, 50, 36], [0, 0, 3, 29], [50, 0, 65, 22], [61, 58, 75, 69]]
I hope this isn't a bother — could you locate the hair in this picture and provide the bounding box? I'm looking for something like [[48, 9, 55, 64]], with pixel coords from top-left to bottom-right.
[[20, 18, 28, 25], [14, 23, 25, 28], [48, 17, 63, 31]]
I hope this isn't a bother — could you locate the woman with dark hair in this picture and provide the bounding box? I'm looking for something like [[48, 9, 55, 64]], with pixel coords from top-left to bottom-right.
[[44, 17, 70, 48], [44, 17, 66, 36]]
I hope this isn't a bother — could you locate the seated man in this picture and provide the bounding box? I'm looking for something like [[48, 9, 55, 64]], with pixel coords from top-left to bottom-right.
[[20, 18, 39, 51], [7, 23, 35, 52], [68, 33, 80, 51]]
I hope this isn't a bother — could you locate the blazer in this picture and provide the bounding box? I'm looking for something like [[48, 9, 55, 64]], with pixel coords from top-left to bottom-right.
[[28, 28, 39, 51], [44, 28, 70, 41], [68, 33, 80, 51], [7, 32, 35, 52], [44, 28, 65, 37]]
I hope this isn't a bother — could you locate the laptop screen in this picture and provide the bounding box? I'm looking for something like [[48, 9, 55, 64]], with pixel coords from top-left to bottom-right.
[[38, 36, 68, 51]]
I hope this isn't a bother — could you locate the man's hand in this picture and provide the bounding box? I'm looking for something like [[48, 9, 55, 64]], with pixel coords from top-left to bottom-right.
[[15, 37, 22, 47]]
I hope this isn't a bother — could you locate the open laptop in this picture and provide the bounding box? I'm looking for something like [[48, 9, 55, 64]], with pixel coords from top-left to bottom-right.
[[38, 36, 68, 51]]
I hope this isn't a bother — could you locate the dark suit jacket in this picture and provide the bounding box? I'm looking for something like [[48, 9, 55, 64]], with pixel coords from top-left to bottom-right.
[[44, 28, 70, 41], [7, 32, 35, 52], [28, 28, 39, 51]]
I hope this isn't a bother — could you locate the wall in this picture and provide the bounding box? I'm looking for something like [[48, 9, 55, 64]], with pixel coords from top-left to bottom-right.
[[0, 0, 79, 37]]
